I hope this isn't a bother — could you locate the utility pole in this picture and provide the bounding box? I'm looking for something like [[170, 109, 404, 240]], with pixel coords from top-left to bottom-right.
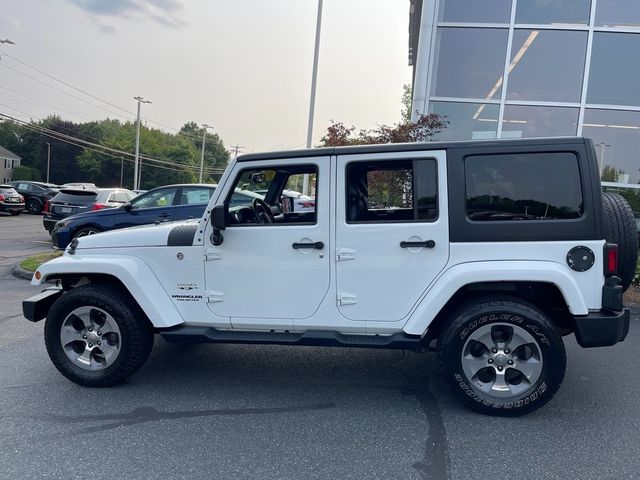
[[304, 0, 323, 194], [120, 157, 124, 188], [45, 142, 51, 183], [199, 124, 213, 183], [133, 96, 151, 191], [230, 145, 245, 159]]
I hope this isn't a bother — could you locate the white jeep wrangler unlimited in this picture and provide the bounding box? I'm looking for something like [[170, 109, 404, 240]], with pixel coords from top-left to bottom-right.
[[23, 137, 636, 416]]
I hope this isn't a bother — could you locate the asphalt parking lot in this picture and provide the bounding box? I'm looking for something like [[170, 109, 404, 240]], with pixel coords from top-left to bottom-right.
[[1, 214, 639, 480]]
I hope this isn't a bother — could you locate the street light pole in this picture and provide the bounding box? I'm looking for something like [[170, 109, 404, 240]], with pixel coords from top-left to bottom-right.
[[45, 142, 51, 183], [304, 0, 323, 194], [199, 124, 213, 183], [133, 96, 151, 190]]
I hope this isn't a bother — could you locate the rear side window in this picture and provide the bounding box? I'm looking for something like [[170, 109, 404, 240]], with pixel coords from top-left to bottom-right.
[[346, 159, 438, 223], [109, 191, 130, 203], [179, 187, 214, 205], [465, 152, 583, 221]]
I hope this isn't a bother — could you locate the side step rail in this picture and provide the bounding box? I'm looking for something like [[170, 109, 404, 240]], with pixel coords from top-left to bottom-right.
[[160, 326, 425, 352]]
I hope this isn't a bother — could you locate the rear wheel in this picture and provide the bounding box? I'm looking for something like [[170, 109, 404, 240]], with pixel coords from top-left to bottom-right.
[[26, 199, 42, 215], [438, 297, 566, 416], [44, 284, 154, 387], [10, 211, 20, 216]]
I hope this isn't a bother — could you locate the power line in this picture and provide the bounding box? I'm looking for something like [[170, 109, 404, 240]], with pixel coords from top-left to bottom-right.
[[0, 61, 130, 120], [0, 51, 224, 145], [0, 51, 135, 117], [0, 85, 92, 122]]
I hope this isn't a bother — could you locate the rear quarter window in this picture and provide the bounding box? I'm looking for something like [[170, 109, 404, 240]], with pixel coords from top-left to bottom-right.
[[465, 152, 583, 221]]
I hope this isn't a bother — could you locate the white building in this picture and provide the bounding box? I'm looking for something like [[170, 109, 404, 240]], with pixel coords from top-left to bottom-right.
[[0, 145, 21, 184]]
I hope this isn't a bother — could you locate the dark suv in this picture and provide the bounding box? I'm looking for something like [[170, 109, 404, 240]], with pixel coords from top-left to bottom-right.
[[0, 184, 25, 215], [43, 188, 136, 232], [9, 181, 59, 215]]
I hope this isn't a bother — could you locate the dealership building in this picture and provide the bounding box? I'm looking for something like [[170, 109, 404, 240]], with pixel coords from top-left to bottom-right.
[[409, 0, 640, 186]]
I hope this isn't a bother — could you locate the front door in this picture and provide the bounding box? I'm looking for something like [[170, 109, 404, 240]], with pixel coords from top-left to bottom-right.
[[115, 186, 176, 228], [204, 157, 330, 329], [335, 150, 449, 322]]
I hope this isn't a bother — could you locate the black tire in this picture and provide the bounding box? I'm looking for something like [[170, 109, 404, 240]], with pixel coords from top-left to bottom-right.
[[602, 192, 638, 291], [438, 297, 566, 416], [26, 199, 42, 215], [73, 226, 102, 240], [44, 284, 154, 387], [10, 211, 20, 216]]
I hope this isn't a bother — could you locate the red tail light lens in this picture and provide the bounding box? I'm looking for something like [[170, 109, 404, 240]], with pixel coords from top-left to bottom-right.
[[91, 203, 107, 211], [44, 200, 50, 213], [19, 195, 24, 202], [604, 244, 618, 276], [300, 201, 315, 208], [0, 194, 4, 202]]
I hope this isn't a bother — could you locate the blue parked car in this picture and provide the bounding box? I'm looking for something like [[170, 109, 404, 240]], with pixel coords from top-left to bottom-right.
[[51, 184, 266, 249], [51, 184, 215, 249]]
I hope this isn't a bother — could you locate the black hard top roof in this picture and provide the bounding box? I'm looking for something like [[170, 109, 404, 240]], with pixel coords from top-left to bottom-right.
[[237, 137, 588, 162]]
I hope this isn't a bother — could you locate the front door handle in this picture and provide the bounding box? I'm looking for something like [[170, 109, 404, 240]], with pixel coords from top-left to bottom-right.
[[400, 240, 435, 249], [159, 212, 171, 218], [292, 241, 324, 250]]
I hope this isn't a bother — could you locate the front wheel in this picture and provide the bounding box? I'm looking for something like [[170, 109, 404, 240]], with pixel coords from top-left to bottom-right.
[[438, 297, 566, 416], [73, 226, 101, 240], [44, 284, 154, 387]]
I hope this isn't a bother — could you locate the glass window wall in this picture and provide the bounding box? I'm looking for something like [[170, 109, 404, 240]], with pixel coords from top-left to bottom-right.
[[515, 0, 591, 25], [595, 0, 640, 29], [587, 33, 640, 107], [506, 29, 587, 102], [582, 109, 640, 184], [429, 101, 500, 140], [502, 105, 579, 137], [431, 28, 509, 99], [438, 0, 512, 23]]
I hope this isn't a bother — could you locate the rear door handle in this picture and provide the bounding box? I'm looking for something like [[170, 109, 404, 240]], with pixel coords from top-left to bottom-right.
[[292, 241, 324, 250], [159, 212, 171, 218], [400, 240, 435, 249]]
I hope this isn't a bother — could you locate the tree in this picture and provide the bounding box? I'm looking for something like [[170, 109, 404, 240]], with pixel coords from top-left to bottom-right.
[[401, 83, 413, 123], [318, 113, 447, 147]]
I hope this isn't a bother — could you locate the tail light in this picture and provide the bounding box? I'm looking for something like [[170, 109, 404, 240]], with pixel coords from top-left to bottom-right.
[[19, 194, 24, 202], [91, 203, 107, 211], [299, 201, 315, 208], [44, 200, 50, 213], [604, 243, 619, 276], [0, 194, 4, 202]]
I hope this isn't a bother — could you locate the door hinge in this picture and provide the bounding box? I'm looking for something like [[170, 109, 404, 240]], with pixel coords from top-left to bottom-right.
[[337, 292, 357, 306], [205, 291, 224, 303], [336, 248, 356, 261], [204, 249, 222, 261]]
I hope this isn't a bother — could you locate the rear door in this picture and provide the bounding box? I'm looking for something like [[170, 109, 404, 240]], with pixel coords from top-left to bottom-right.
[[335, 150, 449, 322], [114, 186, 177, 228]]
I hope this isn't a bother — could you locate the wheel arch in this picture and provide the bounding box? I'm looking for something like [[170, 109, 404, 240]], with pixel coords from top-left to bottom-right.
[[403, 261, 588, 337], [33, 255, 183, 329]]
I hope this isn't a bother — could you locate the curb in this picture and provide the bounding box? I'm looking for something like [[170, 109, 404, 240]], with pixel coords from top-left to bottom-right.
[[11, 263, 34, 281]]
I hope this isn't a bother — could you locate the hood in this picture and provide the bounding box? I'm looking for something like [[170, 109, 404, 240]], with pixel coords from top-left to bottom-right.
[[73, 219, 200, 250]]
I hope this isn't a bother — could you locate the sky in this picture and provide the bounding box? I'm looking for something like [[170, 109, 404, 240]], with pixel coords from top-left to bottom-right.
[[0, 0, 412, 153]]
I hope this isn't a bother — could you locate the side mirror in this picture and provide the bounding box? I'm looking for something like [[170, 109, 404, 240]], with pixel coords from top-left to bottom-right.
[[211, 204, 227, 246], [211, 204, 227, 230], [123, 203, 132, 212]]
